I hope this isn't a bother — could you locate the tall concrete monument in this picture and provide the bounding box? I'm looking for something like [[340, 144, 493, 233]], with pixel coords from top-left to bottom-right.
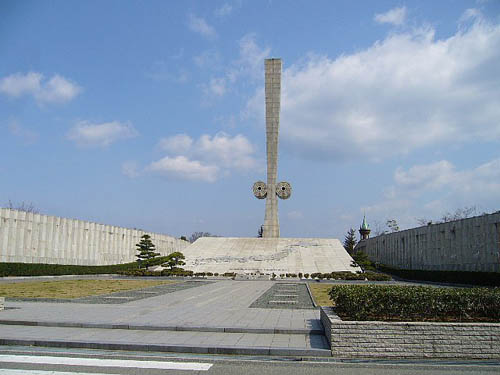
[[253, 58, 291, 238], [180, 58, 359, 276]]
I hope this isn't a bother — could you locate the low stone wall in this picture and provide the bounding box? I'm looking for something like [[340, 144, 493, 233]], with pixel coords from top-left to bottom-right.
[[0, 208, 189, 266], [321, 307, 500, 359], [354, 212, 500, 272]]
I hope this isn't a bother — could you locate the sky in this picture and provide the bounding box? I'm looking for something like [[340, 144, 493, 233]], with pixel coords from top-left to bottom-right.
[[1, 0, 500, 240]]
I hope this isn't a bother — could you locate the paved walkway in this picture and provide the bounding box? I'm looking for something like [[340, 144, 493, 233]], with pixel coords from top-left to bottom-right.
[[0, 280, 329, 357]]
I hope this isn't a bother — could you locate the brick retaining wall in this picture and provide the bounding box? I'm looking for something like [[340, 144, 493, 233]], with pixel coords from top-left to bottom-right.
[[321, 306, 500, 359]]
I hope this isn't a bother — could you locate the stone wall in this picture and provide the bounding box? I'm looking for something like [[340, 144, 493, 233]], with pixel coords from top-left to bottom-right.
[[321, 307, 500, 359], [354, 212, 500, 272], [0, 208, 189, 266]]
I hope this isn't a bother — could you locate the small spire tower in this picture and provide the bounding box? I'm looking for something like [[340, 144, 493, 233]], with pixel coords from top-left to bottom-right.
[[359, 214, 371, 240]]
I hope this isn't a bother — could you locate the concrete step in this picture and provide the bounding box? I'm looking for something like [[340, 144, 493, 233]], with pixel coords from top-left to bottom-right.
[[0, 324, 331, 357], [0, 319, 324, 335]]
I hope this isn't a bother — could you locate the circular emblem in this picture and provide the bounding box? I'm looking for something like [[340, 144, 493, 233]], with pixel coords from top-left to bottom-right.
[[253, 181, 267, 199], [276, 181, 291, 199]]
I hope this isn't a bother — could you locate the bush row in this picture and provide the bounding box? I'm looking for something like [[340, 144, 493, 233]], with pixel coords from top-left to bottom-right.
[[305, 271, 391, 281], [377, 265, 500, 286], [116, 270, 238, 278], [270, 272, 390, 280], [0, 262, 139, 277], [117, 269, 194, 277], [329, 284, 500, 322]]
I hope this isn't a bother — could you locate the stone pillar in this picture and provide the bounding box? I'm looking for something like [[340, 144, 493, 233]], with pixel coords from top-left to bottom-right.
[[263, 59, 281, 238]]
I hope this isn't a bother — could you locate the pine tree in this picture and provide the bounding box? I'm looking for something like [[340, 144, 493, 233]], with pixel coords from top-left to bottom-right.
[[163, 252, 186, 270], [343, 228, 357, 255], [136, 234, 160, 267]]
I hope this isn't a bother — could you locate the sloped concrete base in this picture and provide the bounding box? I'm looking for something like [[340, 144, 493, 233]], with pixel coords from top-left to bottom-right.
[[183, 237, 360, 274]]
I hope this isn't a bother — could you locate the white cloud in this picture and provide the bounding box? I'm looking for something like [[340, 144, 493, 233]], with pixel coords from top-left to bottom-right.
[[394, 161, 456, 191], [67, 121, 138, 147], [459, 8, 482, 25], [231, 33, 271, 82], [194, 50, 221, 69], [159, 132, 258, 170], [201, 33, 270, 102], [246, 13, 500, 161], [363, 158, 500, 229], [374, 6, 407, 26], [394, 159, 500, 196], [0, 72, 41, 97], [7, 120, 38, 144], [196, 133, 257, 169], [204, 77, 227, 97], [152, 132, 259, 182], [158, 133, 193, 154], [148, 156, 219, 183], [214, 3, 233, 17], [145, 61, 189, 83], [121, 161, 140, 178], [187, 14, 217, 40], [0, 72, 81, 104]]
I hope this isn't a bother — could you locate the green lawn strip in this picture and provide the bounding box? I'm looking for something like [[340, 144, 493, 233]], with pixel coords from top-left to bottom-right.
[[0, 279, 176, 299], [0, 262, 140, 277], [329, 284, 500, 322], [308, 283, 334, 306]]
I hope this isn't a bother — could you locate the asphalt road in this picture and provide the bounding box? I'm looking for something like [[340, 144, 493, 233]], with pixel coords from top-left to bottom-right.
[[0, 346, 499, 375]]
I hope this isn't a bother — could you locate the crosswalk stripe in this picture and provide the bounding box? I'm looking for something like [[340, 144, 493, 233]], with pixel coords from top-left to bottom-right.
[[0, 354, 212, 371]]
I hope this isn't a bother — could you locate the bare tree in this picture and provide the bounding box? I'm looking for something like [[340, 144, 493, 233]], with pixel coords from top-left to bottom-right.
[[372, 219, 386, 236], [386, 218, 400, 233], [417, 206, 481, 226], [5, 200, 40, 214], [440, 206, 478, 223], [189, 232, 217, 243], [416, 218, 433, 226]]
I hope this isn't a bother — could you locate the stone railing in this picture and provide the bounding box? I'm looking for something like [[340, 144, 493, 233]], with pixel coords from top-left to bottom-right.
[[321, 306, 500, 359]]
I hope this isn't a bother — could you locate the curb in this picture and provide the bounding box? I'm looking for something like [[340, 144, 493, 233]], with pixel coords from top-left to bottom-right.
[[0, 338, 332, 357], [0, 320, 324, 335]]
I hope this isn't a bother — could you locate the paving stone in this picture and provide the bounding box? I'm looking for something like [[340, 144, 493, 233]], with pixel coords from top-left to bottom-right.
[[250, 282, 315, 309]]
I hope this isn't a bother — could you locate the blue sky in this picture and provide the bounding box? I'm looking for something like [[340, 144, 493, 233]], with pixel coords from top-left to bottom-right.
[[1, 0, 500, 240]]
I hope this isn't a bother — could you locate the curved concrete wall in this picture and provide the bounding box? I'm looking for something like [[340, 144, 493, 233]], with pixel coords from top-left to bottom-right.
[[0, 208, 189, 265], [355, 212, 500, 272]]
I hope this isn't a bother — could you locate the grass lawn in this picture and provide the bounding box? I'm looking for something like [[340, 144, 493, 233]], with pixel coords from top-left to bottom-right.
[[308, 283, 334, 306], [0, 279, 177, 299]]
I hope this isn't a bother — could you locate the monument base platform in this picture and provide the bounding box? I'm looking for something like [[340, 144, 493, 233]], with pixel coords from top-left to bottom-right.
[[183, 237, 360, 275]]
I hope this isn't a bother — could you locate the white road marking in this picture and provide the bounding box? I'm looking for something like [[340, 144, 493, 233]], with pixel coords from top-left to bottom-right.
[[0, 354, 212, 371], [0, 370, 112, 375]]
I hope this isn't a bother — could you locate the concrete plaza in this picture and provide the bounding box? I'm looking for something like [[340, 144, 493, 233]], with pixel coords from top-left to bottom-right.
[[0, 278, 330, 357]]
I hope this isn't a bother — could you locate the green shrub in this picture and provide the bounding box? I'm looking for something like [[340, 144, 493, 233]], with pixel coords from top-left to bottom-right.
[[223, 272, 236, 277], [214, 273, 219, 276], [304, 273, 309, 279], [363, 271, 392, 281], [298, 272, 303, 278], [351, 251, 376, 271], [377, 265, 500, 286], [329, 284, 500, 322], [0, 262, 139, 277]]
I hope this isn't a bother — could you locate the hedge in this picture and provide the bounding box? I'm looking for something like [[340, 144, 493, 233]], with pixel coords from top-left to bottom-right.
[[329, 284, 500, 322], [377, 265, 500, 286], [117, 269, 194, 277], [0, 262, 139, 277], [309, 271, 391, 281]]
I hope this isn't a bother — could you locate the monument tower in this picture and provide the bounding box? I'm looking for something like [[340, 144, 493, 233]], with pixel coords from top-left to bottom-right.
[[253, 58, 291, 238]]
